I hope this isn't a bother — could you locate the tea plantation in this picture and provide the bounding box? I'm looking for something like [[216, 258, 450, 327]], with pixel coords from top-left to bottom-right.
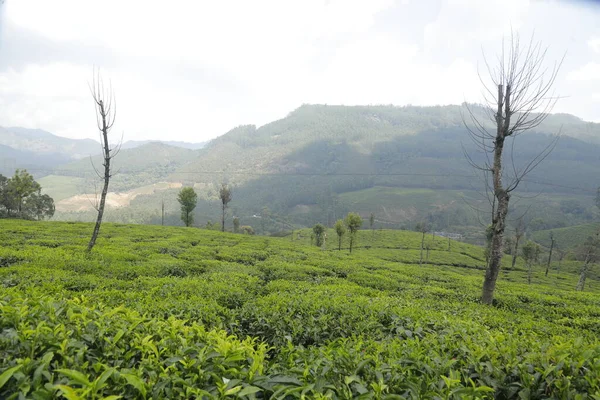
[[0, 220, 599, 399]]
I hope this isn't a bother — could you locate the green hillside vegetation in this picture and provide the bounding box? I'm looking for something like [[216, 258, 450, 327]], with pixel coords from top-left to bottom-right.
[[532, 222, 600, 251], [1, 220, 599, 398], [54, 142, 198, 193], [26, 105, 600, 239]]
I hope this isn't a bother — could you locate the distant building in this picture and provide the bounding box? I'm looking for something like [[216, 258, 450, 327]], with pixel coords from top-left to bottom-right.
[[434, 231, 463, 240]]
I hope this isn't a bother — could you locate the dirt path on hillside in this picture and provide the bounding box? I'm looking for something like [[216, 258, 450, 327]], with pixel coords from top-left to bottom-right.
[[56, 182, 183, 212]]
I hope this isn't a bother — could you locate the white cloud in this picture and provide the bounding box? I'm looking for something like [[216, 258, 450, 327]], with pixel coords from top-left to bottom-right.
[[568, 63, 600, 81], [589, 37, 600, 53], [0, 0, 599, 140]]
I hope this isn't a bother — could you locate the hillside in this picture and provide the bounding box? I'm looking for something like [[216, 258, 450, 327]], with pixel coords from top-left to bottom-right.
[[0, 126, 100, 160], [166, 105, 600, 233], [120, 139, 207, 150], [21, 104, 600, 237], [0, 143, 72, 176], [0, 220, 599, 398], [43, 142, 197, 208], [532, 222, 600, 251]]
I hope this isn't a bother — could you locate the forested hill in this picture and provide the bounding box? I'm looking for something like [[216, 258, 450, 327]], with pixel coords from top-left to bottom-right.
[[26, 104, 600, 235], [162, 104, 600, 234]]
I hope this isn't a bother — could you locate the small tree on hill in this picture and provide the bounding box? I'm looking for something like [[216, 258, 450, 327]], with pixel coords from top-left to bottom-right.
[[545, 231, 555, 277], [345, 212, 362, 253], [0, 170, 54, 220], [219, 183, 232, 232], [522, 240, 540, 285], [369, 213, 375, 237], [415, 221, 430, 266], [8, 169, 41, 218], [313, 223, 326, 247], [233, 216, 240, 233], [241, 225, 255, 235], [511, 218, 526, 269], [178, 187, 197, 227], [576, 232, 600, 291], [334, 219, 346, 251]]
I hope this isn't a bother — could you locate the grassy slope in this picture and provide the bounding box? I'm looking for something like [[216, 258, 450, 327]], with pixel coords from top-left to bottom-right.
[[1, 220, 599, 397], [532, 222, 600, 250]]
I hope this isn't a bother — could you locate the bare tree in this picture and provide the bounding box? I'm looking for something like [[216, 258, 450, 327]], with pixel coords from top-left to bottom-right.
[[219, 183, 232, 232], [463, 33, 562, 304], [416, 222, 429, 266], [511, 217, 526, 269], [545, 231, 555, 277], [87, 71, 120, 252], [576, 232, 600, 291]]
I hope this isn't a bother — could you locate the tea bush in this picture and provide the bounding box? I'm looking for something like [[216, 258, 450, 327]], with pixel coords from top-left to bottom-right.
[[0, 220, 599, 398]]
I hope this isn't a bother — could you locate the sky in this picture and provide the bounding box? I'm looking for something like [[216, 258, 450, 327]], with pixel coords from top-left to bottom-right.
[[0, 0, 599, 142]]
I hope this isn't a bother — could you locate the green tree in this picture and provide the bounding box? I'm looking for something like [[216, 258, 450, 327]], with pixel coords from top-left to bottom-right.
[[345, 212, 362, 253], [0, 174, 14, 217], [334, 219, 346, 251], [521, 240, 541, 285], [177, 187, 197, 227], [369, 212, 375, 238], [233, 216, 240, 233], [219, 183, 232, 232], [7, 169, 40, 218], [313, 223, 326, 247], [25, 192, 55, 220], [241, 225, 255, 235]]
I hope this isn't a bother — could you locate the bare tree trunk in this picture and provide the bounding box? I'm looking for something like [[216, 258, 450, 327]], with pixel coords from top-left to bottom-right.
[[512, 233, 522, 269], [420, 231, 425, 266], [545, 233, 555, 276], [221, 203, 225, 232], [464, 34, 562, 305], [482, 85, 511, 304], [576, 261, 590, 291], [87, 98, 114, 252]]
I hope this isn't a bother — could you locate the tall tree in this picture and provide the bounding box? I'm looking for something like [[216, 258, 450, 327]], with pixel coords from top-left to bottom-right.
[[233, 216, 240, 233], [87, 72, 120, 252], [334, 219, 346, 251], [177, 187, 197, 227], [464, 33, 562, 304], [369, 213, 375, 238], [219, 183, 232, 232], [345, 212, 362, 253]]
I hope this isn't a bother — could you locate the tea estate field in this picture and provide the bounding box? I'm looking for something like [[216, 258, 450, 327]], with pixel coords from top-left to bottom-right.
[[0, 220, 599, 399]]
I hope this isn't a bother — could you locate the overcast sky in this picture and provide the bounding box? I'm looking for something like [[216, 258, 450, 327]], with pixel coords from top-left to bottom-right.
[[0, 0, 599, 142]]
